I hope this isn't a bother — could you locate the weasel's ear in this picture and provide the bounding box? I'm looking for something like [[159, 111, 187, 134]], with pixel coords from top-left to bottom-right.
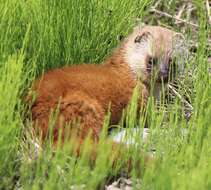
[[134, 31, 151, 44], [172, 33, 189, 74], [117, 34, 125, 41]]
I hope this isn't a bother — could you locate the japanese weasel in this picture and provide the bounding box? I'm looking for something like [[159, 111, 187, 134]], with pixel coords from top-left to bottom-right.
[[29, 25, 186, 147]]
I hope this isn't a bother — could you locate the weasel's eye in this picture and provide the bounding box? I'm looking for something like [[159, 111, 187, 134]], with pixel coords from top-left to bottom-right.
[[148, 57, 157, 66], [169, 57, 177, 68], [148, 57, 153, 65], [169, 58, 173, 64], [169, 57, 177, 72]]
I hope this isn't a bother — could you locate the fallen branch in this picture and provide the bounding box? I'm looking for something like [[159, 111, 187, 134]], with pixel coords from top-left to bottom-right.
[[150, 8, 199, 28]]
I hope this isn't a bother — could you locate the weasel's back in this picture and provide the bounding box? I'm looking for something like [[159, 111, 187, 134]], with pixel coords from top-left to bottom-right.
[[30, 63, 136, 141]]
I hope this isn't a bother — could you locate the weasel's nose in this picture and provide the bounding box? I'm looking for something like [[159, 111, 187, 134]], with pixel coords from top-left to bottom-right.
[[159, 63, 169, 81], [160, 63, 169, 74]]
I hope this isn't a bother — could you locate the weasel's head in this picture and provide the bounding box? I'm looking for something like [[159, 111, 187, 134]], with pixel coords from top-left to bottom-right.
[[122, 25, 188, 84]]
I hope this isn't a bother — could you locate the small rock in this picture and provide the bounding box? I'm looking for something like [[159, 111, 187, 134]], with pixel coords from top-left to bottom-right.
[[106, 185, 120, 190], [106, 178, 134, 190], [125, 186, 132, 190]]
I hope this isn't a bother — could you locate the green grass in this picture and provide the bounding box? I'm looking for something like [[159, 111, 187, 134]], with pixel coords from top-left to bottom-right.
[[0, 0, 210, 189]]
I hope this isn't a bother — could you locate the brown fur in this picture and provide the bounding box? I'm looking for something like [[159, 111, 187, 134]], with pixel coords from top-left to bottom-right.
[[31, 54, 148, 142], [29, 25, 183, 147]]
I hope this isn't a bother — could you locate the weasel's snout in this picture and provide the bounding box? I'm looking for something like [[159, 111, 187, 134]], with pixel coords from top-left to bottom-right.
[[160, 63, 169, 75], [158, 63, 169, 82]]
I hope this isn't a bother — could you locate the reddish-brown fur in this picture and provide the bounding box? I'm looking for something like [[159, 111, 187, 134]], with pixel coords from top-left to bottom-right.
[[31, 49, 148, 144], [29, 25, 183, 148]]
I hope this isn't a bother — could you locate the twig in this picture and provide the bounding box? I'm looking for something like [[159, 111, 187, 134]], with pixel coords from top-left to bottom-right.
[[150, 8, 199, 28], [186, 2, 195, 23], [153, 0, 162, 10], [168, 84, 193, 111], [175, 4, 186, 24], [206, 0, 211, 25]]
